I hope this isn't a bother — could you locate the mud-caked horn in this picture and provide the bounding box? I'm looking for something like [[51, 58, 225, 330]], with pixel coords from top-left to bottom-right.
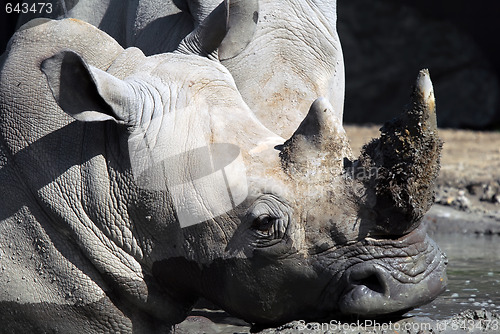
[[356, 69, 442, 235], [280, 97, 352, 178]]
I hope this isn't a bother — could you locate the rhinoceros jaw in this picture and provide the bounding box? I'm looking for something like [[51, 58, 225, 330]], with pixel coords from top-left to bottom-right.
[[335, 222, 447, 317]]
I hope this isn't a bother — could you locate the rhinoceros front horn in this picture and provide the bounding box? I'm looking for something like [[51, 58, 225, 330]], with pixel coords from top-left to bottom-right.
[[357, 69, 442, 235], [280, 97, 352, 177]]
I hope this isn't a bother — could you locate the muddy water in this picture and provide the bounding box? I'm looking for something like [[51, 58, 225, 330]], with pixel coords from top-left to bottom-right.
[[408, 233, 500, 319]]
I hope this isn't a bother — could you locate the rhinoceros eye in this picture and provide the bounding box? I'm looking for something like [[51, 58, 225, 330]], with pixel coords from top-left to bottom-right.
[[247, 195, 290, 239], [252, 215, 274, 231], [252, 215, 287, 239]]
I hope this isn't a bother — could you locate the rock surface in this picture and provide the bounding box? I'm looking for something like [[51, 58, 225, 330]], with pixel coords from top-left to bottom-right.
[[257, 309, 500, 334], [176, 308, 500, 334]]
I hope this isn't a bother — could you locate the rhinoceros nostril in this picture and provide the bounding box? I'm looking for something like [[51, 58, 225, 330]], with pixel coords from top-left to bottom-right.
[[349, 266, 388, 296], [354, 273, 385, 294]]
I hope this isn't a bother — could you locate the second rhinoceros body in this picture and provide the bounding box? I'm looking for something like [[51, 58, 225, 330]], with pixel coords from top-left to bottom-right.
[[14, 0, 344, 138], [0, 12, 446, 334]]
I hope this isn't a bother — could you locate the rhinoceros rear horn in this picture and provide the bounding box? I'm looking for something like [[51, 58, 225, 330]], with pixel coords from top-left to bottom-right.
[[358, 69, 442, 235], [280, 97, 351, 177], [177, 0, 229, 60]]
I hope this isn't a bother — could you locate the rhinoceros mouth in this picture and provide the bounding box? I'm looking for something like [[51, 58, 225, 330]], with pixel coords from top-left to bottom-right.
[[319, 224, 447, 318], [339, 230, 446, 316], [339, 257, 445, 316]]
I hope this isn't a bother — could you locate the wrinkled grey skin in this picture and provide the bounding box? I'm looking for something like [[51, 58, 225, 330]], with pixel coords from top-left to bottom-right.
[[1, 15, 446, 334], [14, 0, 343, 137], [14, 0, 223, 54]]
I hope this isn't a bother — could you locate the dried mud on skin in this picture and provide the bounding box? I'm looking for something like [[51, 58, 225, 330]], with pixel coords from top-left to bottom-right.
[[346, 126, 500, 190]]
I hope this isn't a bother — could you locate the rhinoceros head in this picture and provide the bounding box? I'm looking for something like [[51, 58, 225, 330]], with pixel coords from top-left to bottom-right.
[[38, 6, 446, 328], [184, 70, 447, 324]]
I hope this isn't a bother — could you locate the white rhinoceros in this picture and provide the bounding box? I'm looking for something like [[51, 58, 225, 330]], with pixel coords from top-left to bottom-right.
[[0, 14, 446, 334], [13, 0, 343, 138]]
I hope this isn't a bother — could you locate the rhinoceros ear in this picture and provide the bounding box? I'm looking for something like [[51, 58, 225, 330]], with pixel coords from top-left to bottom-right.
[[218, 0, 259, 60], [176, 0, 229, 60], [41, 50, 133, 125], [312, 0, 338, 27]]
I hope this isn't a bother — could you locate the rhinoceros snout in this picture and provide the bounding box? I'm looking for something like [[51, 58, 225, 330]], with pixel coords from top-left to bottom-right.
[[337, 226, 448, 317], [339, 260, 446, 317]]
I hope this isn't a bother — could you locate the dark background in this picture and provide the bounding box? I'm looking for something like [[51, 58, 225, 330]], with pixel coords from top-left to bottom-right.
[[1, 1, 20, 54], [337, 0, 500, 129], [400, 0, 500, 76], [2, 0, 500, 129]]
